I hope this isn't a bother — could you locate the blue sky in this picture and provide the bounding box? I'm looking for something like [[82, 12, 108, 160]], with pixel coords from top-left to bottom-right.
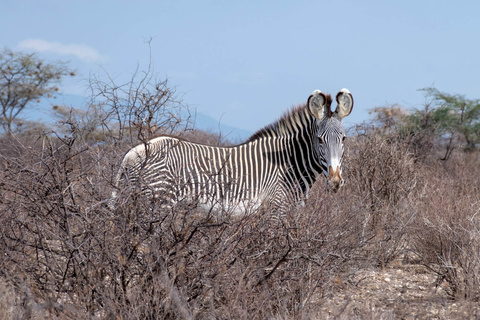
[[2, 0, 479, 138]]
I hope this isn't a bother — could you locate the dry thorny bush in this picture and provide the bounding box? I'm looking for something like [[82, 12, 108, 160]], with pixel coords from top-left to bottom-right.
[[342, 125, 420, 268], [345, 126, 480, 302], [0, 122, 480, 319], [410, 152, 480, 301], [0, 126, 368, 319]]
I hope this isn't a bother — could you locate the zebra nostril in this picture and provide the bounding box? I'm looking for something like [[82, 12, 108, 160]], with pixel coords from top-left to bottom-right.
[[340, 179, 345, 187]]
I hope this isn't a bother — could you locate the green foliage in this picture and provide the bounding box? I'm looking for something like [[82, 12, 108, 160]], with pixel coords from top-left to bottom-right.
[[407, 87, 480, 151], [0, 48, 74, 133], [369, 87, 480, 160]]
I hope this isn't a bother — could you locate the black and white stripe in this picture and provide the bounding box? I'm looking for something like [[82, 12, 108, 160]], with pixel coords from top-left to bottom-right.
[[113, 89, 354, 213]]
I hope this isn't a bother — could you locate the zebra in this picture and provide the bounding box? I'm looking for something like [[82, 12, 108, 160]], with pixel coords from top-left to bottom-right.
[[112, 89, 353, 214]]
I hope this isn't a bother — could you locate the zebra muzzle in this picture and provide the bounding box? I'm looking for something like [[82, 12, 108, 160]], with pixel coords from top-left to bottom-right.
[[327, 165, 344, 192]]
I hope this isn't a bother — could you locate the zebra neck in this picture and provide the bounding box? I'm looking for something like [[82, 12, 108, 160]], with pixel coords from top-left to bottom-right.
[[280, 132, 322, 197]]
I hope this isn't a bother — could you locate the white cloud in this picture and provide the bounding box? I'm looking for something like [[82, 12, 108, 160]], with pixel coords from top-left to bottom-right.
[[18, 39, 106, 63]]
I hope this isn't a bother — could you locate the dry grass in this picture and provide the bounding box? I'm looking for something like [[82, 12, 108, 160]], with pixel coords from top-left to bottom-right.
[[1, 124, 479, 319]]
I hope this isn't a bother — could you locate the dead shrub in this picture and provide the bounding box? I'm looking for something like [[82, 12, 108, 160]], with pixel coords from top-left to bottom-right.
[[411, 152, 480, 300], [340, 125, 419, 267], [2, 115, 480, 319], [0, 133, 118, 317], [0, 127, 367, 319], [105, 183, 368, 319]]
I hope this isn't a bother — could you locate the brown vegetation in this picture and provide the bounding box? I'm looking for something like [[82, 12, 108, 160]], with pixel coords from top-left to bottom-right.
[[1, 61, 479, 318], [1, 118, 479, 319]]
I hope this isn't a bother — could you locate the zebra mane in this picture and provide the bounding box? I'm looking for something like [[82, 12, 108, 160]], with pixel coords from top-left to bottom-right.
[[247, 94, 332, 142]]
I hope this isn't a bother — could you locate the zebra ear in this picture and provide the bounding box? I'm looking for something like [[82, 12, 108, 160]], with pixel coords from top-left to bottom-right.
[[335, 88, 353, 120], [307, 90, 328, 120]]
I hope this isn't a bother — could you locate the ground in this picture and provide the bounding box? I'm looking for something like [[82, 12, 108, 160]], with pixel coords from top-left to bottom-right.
[[317, 254, 480, 319]]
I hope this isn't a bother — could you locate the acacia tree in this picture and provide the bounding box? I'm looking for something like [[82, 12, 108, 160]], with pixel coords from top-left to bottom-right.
[[369, 88, 480, 160], [406, 87, 480, 159], [0, 48, 74, 134]]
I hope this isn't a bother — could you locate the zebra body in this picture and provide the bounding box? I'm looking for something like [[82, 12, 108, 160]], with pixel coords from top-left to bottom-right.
[[114, 89, 353, 213]]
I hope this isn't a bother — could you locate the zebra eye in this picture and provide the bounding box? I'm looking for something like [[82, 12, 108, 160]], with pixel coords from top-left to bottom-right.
[[342, 136, 347, 143], [318, 137, 325, 144]]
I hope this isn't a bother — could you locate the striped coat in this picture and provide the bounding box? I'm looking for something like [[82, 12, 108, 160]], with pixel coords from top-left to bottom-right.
[[113, 89, 353, 214]]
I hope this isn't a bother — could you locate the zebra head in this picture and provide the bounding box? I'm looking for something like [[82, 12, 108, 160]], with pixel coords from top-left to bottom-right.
[[308, 89, 353, 192]]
